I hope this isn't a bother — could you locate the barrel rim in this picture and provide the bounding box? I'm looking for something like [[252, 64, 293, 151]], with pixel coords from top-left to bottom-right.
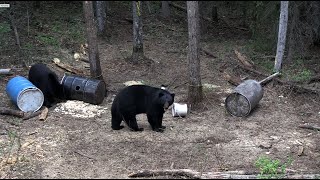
[[225, 92, 252, 117], [17, 87, 44, 112]]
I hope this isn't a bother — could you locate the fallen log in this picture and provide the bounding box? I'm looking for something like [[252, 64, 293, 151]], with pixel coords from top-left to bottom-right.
[[128, 169, 320, 179], [52, 58, 84, 75], [0, 107, 43, 120], [234, 50, 254, 68], [0, 107, 24, 118], [0, 69, 13, 75], [222, 71, 242, 86]]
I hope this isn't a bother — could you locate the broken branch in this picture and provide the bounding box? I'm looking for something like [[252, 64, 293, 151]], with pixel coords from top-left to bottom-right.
[[38, 107, 48, 121], [53, 59, 84, 75]]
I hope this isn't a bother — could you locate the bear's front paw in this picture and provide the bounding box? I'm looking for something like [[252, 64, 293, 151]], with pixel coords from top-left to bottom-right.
[[112, 125, 124, 130], [154, 128, 164, 133], [160, 125, 166, 129]]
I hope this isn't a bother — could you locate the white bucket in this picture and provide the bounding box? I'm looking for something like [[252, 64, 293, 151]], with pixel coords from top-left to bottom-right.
[[172, 103, 188, 117]]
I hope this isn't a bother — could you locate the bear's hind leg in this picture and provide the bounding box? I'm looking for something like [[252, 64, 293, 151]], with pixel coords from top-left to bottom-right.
[[123, 113, 143, 131]]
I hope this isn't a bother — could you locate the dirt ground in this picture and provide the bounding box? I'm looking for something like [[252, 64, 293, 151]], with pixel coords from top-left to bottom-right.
[[1, 2, 320, 179]]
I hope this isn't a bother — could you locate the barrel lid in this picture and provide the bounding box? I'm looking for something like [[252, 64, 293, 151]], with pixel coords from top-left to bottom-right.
[[17, 88, 44, 112], [225, 92, 251, 117]]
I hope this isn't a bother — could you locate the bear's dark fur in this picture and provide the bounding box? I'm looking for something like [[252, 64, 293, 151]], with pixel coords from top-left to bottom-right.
[[28, 63, 64, 108], [111, 85, 175, 132]]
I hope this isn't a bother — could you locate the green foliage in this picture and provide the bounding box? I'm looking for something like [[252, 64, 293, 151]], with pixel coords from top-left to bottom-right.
[[255, 156, 293, 179], [0, 22, 11, 34], [23, 42, 34, 50], [36, 34, 60, 48], [292, 69, 312, 82], [281, 57, 313, 82], [246, 1, 279, 55]]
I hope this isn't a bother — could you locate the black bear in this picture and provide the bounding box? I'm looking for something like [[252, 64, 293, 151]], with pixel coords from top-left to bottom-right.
[[28, 63, 64, 108], [111, 85, 175, 132]]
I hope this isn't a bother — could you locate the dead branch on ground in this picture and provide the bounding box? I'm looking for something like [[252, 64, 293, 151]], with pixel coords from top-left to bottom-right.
[[0, 107, 24, 118], [201, 48, 217, 58], [22, 110, 42, 120], [299, 123, 320, 131], [307, 74, 320, 84], [234, 50, 254, 68], [0, 69, 13, 75], [0, 107, 44, 120], [222, 71, 242, 86], [52, 58, 84, 75], [128, 169, 320, 179]]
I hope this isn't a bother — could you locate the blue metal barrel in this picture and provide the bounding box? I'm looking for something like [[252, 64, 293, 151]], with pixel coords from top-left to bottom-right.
[[6, 76, 44, 112]]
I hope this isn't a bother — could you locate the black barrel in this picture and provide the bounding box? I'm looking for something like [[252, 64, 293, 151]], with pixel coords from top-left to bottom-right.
[[61, 74, 106, 105]]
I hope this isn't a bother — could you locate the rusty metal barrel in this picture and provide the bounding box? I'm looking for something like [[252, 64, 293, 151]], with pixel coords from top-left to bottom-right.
[[61, 74, 106, 105], [225, 80, 263, 117], [225, 72, 280, 117]]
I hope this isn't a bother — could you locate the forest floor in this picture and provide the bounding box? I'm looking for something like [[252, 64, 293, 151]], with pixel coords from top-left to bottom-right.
[[0, 1, 320, 179]]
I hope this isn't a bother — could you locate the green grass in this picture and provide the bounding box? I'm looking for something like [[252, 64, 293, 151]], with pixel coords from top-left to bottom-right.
[[35, 34, 60, 48], [255, 156, 293, 179], [292, 69, 312, 82]]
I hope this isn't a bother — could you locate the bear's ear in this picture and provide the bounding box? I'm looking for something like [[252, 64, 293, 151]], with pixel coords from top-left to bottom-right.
[[171, 93, 175, 98]]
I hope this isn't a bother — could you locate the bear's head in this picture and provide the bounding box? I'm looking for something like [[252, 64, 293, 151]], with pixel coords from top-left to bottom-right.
[[158, 90, 175, 111]]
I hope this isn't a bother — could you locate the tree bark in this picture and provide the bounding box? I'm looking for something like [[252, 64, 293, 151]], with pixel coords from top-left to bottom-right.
[[187, 1, 203, 109], [274, 1, 289, 72], [95, 1, 106, 36], [83, 1, 104, 80], [131, 1, 144, 64]]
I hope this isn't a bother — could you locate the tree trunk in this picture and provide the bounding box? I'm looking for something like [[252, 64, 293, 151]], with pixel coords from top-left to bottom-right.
[[131, 1, 144, 64], [274, 1, 289, 72], [83, 1, 104, 80], [95, 1, 106, 36], [161, 1, 170, 18], [187, 1, 203, 109]]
